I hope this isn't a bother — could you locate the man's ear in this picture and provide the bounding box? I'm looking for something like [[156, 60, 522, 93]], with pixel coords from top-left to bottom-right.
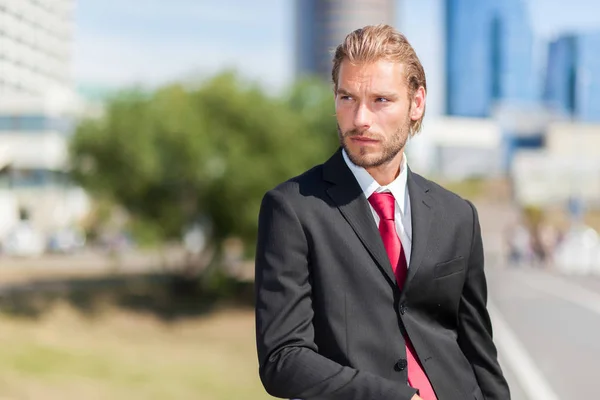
[[410, 86, 426, 121]]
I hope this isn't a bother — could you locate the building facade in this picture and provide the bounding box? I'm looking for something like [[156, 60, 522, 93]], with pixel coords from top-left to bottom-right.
[[576, 33, 600, 122], [445, 0, 537, 117], [494, 0, 537, 105], [0, 0, 75, 99], [544, 32, 600, 122], [0, 0, 77, 184], [445, 0, 494, 117], [544, 35, 577, 118], [0, 0, 87, 249], [295, 0, 396, 82]]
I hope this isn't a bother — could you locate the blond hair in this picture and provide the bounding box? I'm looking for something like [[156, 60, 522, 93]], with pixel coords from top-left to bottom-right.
[[332, 24, 427, 135]]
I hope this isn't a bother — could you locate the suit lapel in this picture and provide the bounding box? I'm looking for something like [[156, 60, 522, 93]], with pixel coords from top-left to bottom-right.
[[323, 149, 396, 285], [405, 168, 435, 289]]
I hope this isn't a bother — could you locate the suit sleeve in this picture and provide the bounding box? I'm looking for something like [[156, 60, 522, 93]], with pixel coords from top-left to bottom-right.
[[255, 189, 418, 400], [457, 200, 511, 400]]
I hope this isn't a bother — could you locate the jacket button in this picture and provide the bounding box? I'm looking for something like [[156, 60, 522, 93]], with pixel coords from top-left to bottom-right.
[[395, 358, 408, 371], [399, 303, 407, 315]]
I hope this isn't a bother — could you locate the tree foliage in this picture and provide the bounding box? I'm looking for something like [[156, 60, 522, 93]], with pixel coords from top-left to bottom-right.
[[69, 72, 338, 257]]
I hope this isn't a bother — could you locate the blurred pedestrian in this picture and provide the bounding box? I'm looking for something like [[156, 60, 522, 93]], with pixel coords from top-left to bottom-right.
[[505, 219, 532, 267], [537, 222, 559, 268], [255, 25, 510, 400]]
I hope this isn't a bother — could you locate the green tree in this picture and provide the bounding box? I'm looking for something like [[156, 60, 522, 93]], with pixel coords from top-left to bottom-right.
[[69, 72, 338, 270], [285, 76, 339, 160]]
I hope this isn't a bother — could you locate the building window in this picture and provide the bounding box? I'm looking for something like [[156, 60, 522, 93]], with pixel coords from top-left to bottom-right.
[[10, 168, 48, 188], [0, 115, 72, 132]]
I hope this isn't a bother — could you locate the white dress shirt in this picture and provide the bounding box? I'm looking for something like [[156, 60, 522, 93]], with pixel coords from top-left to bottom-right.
[[342, 149, 413, 267]]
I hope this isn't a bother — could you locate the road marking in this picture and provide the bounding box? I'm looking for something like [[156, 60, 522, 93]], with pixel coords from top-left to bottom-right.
[[517, 269, 600, 316], [488, 301, 561, 400]]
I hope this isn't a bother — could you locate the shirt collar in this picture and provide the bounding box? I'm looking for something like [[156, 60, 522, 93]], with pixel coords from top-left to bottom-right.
[[342, 148, 409, 215]]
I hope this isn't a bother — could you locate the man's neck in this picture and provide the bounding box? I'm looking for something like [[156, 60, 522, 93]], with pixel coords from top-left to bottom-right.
[[365, 152, 404, 187]]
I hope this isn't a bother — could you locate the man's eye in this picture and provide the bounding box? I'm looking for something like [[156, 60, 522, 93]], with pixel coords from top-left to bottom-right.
[[340, 95, 352, 101], [376, 97, 388, 102]]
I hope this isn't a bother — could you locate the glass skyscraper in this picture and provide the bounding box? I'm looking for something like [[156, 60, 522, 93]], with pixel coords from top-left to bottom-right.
[[445, 0, 494, 117], [544, 32, 600, 122], [295, 0, 396, 82], [445, 0, 537, 117], [576, 33, 600, 122], [495, 0, 537, 104], [544, 35, 577, 117]]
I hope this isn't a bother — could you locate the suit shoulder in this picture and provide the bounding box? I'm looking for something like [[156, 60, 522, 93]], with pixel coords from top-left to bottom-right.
[[264, 163, 325, 200], [412, 173, 475, 214]]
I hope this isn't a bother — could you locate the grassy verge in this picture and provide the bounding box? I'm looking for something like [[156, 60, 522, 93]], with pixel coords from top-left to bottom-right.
[[0, 304, 273, 399]]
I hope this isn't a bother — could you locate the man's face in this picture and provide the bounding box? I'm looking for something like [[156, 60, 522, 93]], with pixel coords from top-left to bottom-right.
[[335, 59, 421, 168]]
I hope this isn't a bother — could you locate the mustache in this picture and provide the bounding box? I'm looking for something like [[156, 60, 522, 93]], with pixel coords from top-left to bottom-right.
[[342, 129, 382, 140]]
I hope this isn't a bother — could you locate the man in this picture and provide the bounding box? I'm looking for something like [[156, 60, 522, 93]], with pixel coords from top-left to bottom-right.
[[255, 24, 510, 400]]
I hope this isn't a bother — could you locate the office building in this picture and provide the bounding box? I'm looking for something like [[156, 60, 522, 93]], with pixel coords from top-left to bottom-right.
[[295, 0, 396, 81], [445, 0, 537, 117], [576, 33, 600, 122], [445, 0, 494, 117], [0, 0, 87, 247], [545, 32, 600, 122], [493, 0, 537, 105], [0, 0, 75, 100], [544, 35, 577, 117]]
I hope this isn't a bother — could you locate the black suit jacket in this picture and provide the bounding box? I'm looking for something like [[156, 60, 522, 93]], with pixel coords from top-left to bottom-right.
[[254, 149, 510, 400]]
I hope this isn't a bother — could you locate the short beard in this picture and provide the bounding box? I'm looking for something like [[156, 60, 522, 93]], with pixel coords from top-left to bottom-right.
[[338, 124, 408, 168]]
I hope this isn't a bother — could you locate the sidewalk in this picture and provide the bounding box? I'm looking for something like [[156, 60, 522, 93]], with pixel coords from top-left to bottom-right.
[[0, 246, 187, 286]]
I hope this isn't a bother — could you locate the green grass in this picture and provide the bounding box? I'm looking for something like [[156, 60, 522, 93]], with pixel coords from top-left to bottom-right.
[[0, 305, 274, 399]]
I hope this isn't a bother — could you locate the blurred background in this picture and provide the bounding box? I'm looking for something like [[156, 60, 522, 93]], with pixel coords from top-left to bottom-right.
[[0, 0, 599, 398]]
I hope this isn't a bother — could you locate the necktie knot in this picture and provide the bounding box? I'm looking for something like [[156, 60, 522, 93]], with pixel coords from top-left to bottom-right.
[[368, 192, 395, 221]]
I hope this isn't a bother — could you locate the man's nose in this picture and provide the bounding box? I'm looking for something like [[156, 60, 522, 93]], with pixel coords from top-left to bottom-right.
[[353, 103, 373, 130]]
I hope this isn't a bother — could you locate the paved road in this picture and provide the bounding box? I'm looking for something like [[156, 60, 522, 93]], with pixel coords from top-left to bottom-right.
[[487, 264, 600, 400]]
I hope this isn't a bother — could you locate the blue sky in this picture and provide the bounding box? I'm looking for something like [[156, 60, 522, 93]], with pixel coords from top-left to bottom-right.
[[73, 0, 600, 94], [74, 0, 292, 91]]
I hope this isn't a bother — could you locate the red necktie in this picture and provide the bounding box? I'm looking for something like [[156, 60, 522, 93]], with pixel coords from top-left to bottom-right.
[[368, 192, 437, 400]]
